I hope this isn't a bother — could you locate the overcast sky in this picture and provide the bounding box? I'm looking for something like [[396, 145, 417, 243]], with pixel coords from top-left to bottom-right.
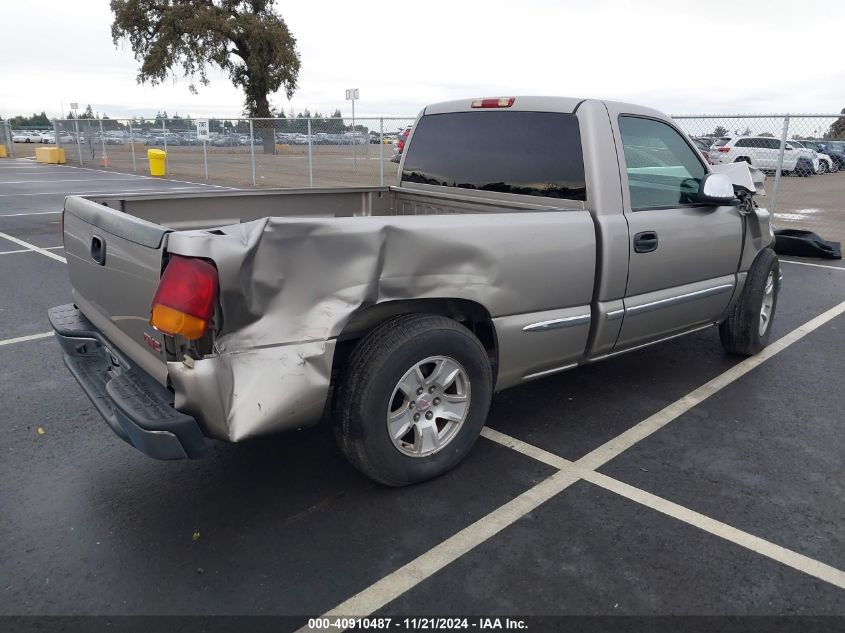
[[2, 0, 844, 121]]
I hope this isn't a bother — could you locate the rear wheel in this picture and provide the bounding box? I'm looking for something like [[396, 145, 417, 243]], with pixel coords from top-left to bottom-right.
[[818, 160, 828, 174], [333, 314, 492, 486], [795, 158, 814, 177], [720, 249, 780, 356]]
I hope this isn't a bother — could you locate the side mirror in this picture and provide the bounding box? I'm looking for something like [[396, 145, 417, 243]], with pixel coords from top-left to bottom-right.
[[697, 173, 736, 205]]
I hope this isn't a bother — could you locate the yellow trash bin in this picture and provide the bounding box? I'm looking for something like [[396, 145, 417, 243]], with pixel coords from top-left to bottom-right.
[[0, 145, 7, 158], [147, 148, 166, 176]]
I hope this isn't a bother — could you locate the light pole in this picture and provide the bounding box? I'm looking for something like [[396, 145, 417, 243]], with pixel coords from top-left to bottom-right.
[[346, 88, 359, 173]]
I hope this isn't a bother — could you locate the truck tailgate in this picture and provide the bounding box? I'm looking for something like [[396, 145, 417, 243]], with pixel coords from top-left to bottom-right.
[[63, 195, 170, 384]]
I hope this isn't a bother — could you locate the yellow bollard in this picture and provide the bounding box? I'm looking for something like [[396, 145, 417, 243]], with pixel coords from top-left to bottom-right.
[[35, 147, 66, 164]]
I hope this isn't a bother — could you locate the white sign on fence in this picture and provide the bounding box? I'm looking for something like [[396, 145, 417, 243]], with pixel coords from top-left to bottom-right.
[[196, 119, 210, 141]]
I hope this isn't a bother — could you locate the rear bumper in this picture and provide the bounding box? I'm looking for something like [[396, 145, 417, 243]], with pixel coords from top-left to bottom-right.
[[48, 304, 207, 459]]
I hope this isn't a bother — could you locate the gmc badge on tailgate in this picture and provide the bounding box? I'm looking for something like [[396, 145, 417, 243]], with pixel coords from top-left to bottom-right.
[[143, 332, 162, 354]]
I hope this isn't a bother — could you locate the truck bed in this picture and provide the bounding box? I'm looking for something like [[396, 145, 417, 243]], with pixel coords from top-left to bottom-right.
[[86, 185, 585, 231]]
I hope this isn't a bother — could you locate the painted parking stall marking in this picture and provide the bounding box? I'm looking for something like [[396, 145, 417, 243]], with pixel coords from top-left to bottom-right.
[[300, 299, 845, 628]]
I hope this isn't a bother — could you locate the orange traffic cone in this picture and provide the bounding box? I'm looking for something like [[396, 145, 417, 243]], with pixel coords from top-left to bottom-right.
[[100, 151, 109, 167]]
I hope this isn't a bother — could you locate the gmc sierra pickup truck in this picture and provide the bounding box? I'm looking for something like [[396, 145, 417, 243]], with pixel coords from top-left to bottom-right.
[[49, 96, 778, 486]]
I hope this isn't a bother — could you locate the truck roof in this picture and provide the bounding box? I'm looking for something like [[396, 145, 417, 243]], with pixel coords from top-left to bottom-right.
[[422, 96, 668, 120]]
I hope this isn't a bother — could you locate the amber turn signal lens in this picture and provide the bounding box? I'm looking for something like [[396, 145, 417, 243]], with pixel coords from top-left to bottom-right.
[[150, 303, 209, 340]]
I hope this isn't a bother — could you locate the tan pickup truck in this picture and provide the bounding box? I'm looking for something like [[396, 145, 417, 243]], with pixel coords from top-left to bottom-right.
[[49, 96, 778, 485]]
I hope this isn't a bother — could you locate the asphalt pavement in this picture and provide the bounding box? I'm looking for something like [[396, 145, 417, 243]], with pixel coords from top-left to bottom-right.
[[0, 158, 843, 632]]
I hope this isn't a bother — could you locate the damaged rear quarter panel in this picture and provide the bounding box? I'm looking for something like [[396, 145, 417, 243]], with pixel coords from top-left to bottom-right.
[[166, 211, 595, 441]]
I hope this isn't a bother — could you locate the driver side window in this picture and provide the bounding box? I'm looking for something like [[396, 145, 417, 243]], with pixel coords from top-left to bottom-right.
[[619, 116, 707, 210]]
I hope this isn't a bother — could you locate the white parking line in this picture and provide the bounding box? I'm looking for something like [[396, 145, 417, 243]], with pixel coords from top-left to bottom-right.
[[0, 211, 62, 217], [780, 259, 845, 271], [479, 428, 845, 590], [59, 163, 237, 189], [582, 470, 845, 590], [0, 186, 211, 199], [0, 246, 63, 255], [310, 469, 583, 623], [301, 300, 845, 627], [0, 178, 143, 184], [576, 299, 845, 471], [0, 231, 66, 263], [0, 332, 53, 347]]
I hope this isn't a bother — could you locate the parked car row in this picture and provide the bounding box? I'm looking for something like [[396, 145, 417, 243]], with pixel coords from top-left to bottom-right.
[[11, 131, 47, 143], [696, 135, 841, 176]]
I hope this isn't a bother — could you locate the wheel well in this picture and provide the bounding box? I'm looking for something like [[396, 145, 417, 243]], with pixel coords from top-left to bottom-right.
[[333, 299, 498, 378]]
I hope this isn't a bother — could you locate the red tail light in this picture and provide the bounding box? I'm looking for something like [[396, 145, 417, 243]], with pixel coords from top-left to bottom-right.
[[150, 255, 218, 340], [471, 97, 515, 108], [718, 147, 730, 153]]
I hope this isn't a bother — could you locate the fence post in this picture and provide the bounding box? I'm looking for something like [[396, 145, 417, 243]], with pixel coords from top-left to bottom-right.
[[249, 118, 256, 186], [74, 120, 83, 165], [2, 121, 12, 158], [307, 118, 313, 187], [771, 115, 790, 213], [52, 119, 60, 150], [128, 121, 137, 172], [379, 117, 384, 186], [99, 119, 107, 167], [203, 139, 208, 180], [162, 118, 167, 172]]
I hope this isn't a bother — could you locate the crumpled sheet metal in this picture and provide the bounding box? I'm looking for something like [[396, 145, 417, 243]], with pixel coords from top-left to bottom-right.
[[168, 339, 336, 442], [166, 211, 595, 441]]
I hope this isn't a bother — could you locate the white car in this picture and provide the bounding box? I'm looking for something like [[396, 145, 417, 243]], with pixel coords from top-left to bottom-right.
[[40, 131, 75, 145], [709, 136, 817, 176], [788, 139, 834, 174], [12, 131, 43, 143]]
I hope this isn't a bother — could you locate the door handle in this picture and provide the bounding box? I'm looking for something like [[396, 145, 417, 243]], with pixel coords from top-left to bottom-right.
[[90, 236, 106, 265], [633, 231, 658, 253]]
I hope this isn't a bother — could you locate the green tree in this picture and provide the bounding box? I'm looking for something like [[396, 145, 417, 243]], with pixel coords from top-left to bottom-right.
[[711, 125, 728, 137], [827, 108, 845, 139], [10, 112, 51, 128], [110, 0, 300, 152]]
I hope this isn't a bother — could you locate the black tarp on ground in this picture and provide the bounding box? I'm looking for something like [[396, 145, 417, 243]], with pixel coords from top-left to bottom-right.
[[774, 229, 842, 259]]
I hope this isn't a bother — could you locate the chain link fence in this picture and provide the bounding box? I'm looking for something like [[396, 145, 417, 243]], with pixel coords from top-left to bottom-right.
[[674, 114, 845, 241], [8, 111, 844, 242], [44, 116, 415, 189]]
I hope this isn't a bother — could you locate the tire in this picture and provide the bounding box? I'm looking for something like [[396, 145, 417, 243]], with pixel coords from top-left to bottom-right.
[[734, 156, 751, 164], [720, 249, 780, 356], [796, 158, 814, 177], [818, 161, 828, 175], [333, 313, 493, 486]]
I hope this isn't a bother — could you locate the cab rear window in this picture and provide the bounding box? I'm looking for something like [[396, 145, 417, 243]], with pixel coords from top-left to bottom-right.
[[401, 111, 586, 201]]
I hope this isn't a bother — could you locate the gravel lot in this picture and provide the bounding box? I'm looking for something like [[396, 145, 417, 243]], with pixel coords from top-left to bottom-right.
[[0, 158, 843, 631]]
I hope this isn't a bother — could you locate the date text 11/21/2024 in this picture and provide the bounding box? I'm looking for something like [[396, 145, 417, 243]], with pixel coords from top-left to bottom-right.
[[306, 617, 528, 630]]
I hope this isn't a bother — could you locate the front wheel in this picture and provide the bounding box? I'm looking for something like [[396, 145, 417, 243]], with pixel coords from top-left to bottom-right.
[[333, 314, 493, 486], [720, 249, 780, 356]]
